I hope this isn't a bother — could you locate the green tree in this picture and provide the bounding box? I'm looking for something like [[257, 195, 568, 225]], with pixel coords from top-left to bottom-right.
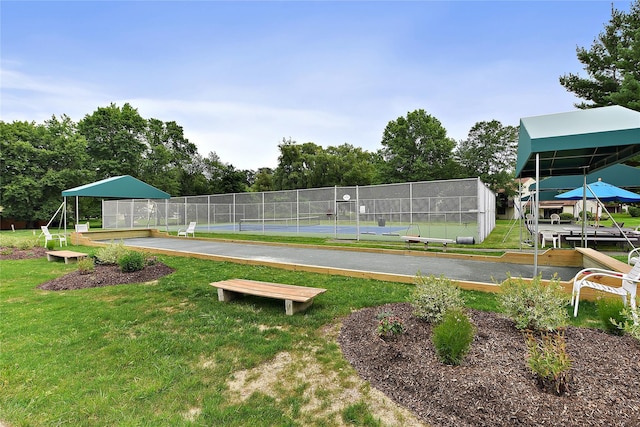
[[325, 144, 376, 186], [559, 1, 640, 111], [273, 138, 316, 190], [202, 152, 248, 194], [0, 117, 94, 225], [251, 168, 275, 192], [273, 139, 377, 190], [78, 103, 147, 178], [142, 118, 198, 196], [455, 120, 518, 194], [379, 109, 456, 183]]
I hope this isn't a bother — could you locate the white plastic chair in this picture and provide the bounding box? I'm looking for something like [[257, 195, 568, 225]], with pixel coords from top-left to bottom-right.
[[178, 222, 196, 238], [540, 230, 559, 248], [550, 213, 560, 225], [41, 226, 67, 247], [571, 261, 640, 319], [629, 247, 640, 266], [75, 223, 89, 232]]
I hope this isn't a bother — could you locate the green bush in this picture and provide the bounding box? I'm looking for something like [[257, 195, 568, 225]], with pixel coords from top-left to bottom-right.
[[596, 297, 626, 335], [498, 275, 568, 332], [628, 206, 640, 217], [525, 331, 571, 395], [118, 251, 145, 273], [559, 213, 574, 221], [77, 258, 95, 275], [410, 274, 465, 324], [45, 239, 56, 250], [577, 211, 594, 221], [95, 241, 128, 265], [611, 307, 640, 341], [431, 308, 475, 365], [376, 311, 405, 338]]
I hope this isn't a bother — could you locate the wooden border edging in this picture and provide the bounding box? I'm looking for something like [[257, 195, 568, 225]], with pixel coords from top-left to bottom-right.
[[75, 230, 631, 301]]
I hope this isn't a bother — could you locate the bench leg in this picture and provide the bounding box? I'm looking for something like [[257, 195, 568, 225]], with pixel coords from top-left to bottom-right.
[[218, 288, 241, 302], [285, 299, 314, 315]]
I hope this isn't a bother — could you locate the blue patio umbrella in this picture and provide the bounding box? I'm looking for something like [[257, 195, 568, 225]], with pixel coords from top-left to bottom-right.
[[555, 180, 640, 203]]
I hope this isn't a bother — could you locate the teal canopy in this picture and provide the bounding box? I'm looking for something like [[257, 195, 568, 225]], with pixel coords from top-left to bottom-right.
[[516, 106, 640, 178], [531, 164, 640, 191], [62, 175, 170, 199]]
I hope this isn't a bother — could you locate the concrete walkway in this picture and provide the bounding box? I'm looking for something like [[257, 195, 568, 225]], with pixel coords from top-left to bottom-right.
[[121, 237, 581, 283]]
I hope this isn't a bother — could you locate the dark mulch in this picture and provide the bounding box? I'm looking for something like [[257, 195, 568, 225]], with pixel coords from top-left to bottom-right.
[[37, 263, 175, 291], [338, 302, 640, 427], [1, 246, 174, 291], [0, 246, 48, 260]]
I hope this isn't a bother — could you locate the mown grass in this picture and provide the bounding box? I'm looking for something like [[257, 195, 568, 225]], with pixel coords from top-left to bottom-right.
[[0, 216, 625, 425]]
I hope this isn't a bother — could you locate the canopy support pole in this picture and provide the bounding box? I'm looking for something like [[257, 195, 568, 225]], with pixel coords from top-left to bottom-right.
[[533, 153, 539, 277]]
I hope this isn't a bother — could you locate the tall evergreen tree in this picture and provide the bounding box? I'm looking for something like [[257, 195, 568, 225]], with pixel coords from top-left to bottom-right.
[[559, 1, 640, 111]]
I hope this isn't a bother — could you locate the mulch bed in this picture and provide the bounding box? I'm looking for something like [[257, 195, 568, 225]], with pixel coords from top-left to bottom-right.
[[1, 246, 174, 290], [37, 263, 175, 291], [0, 246, 48, 260], [338, 302, 640, 427]]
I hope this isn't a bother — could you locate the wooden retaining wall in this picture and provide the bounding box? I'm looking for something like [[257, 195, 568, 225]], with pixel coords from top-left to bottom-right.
[[73, 229, 628, 301]]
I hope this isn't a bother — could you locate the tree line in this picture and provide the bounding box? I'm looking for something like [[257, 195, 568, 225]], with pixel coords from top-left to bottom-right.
[[1, 1, 638, 224]]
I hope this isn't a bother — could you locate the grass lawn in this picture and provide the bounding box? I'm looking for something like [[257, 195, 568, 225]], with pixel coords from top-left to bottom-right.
[[0, 214, 628, 426]]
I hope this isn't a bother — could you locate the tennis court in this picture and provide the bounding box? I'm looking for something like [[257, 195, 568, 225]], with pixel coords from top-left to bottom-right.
[[103, 178, 494, 243]]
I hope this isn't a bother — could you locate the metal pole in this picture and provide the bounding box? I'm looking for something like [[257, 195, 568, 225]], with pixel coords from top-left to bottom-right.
[[533, 153, 540, 277]]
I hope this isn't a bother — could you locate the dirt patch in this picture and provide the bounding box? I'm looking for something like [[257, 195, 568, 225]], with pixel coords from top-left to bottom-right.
[[338, 302, 640, 427]]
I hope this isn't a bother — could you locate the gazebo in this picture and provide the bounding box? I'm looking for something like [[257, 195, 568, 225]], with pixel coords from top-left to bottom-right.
[[515, 105, 640, 275], [61, 175, 171, 233]]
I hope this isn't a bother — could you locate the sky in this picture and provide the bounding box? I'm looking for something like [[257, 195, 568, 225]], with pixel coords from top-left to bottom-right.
[[1, 0, 633, 171]]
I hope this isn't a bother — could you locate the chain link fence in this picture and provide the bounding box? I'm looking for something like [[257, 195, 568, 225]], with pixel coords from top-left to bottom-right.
[[103, 178, 495, 242]]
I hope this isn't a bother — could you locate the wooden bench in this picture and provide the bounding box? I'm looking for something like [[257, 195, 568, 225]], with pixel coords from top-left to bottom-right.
[[400, 235, 455, 250], [46, 250, 89, 264], [210, 279, 327, 315]]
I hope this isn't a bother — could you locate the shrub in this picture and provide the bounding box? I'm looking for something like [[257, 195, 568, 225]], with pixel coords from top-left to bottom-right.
[[376, 311, 405, 338], [628, 206, 640, 217], [95, 241, 128, 265], [498, 274, 568, 332], [595, 297, 626, 335], [559, 213, 574, 221], [77, 258, 95, 275], [611, 307, 640, 341], [577, 210, 594, 221], [118, 251, 145, 273], [410, 274, 465, 323], [525, 331, 571, 395], [17, 238, 39, 250], [45, 239, 56, 250], [431, 308, 475, 365]]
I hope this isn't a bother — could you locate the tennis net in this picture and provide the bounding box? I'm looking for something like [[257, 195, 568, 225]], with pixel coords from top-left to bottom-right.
[[239, 216, 321, 232]]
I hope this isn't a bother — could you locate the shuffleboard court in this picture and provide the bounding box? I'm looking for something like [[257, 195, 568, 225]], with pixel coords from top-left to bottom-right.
[[120, 237, 580, 283]]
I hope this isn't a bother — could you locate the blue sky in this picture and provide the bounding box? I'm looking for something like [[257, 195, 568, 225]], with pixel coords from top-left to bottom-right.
[[1, 1, 631, 170]]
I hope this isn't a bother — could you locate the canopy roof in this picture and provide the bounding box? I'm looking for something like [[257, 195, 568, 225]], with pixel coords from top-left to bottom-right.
[[62, 175, 171, 199], [515, 106, 640, 178], [531, 164, 640, 191]]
